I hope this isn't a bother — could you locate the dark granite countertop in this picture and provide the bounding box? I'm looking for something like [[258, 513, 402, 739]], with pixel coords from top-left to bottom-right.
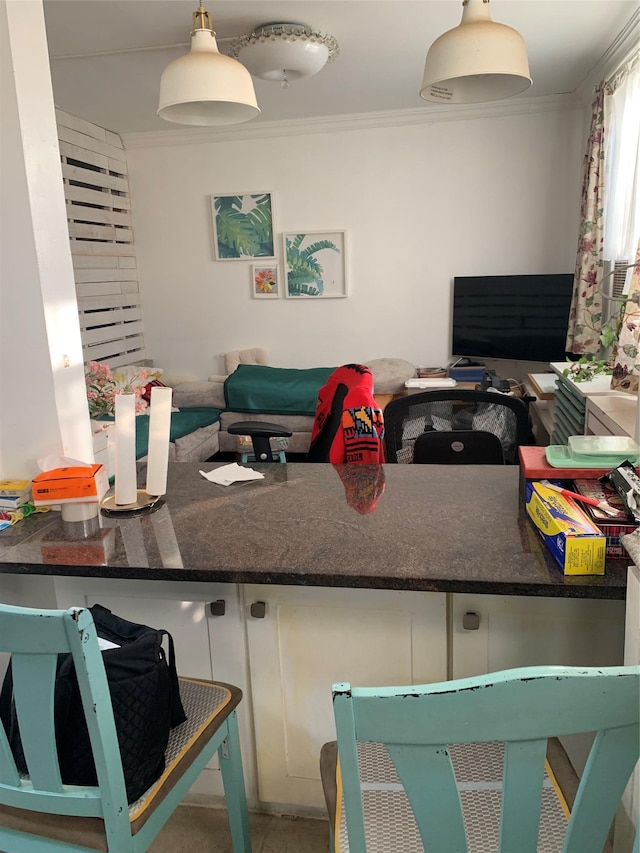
[[0, 463, 629, 599]]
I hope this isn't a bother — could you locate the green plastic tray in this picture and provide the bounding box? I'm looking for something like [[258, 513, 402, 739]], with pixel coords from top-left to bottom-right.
[[544, 445, 636, 469]]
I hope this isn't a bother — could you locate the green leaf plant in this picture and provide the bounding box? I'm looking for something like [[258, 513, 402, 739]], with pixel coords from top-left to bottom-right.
[[564, 295, 628, 383], [214, 194, 274, 259], [285, 235, 339, 297]]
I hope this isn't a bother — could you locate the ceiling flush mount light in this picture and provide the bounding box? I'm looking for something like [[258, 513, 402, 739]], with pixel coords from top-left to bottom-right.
[[229, 23, 339, 88], [158, 5, 259, 126], [420, 0, 531, 104]]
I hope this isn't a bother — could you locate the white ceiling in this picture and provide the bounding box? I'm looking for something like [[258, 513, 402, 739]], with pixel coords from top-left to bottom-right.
[[43, 0, 639, 136]]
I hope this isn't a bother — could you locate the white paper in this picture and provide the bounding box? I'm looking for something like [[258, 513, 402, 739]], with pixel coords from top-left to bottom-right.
[[199, 463, 265, 487], [97, 637, 120, 650]]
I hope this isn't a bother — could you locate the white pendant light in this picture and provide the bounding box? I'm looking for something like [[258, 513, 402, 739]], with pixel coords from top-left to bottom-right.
[[420, 0, 532, 105], [158, 5, 259, 126]]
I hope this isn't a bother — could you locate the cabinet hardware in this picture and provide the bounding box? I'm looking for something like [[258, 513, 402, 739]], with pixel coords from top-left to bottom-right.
[[207, 600, 226, 617], [462, 611, 480, 631], [250, 601, 267, 619]]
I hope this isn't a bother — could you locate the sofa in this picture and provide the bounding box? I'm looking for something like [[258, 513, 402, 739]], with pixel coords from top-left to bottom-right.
[[168, 352, 417, 458]]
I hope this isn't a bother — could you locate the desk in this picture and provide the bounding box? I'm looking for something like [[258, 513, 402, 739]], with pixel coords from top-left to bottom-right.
[[0, 463, 629, 810]]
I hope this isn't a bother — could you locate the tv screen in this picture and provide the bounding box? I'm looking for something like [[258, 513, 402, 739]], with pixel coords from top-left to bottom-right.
[[452, 274, 574, 363]]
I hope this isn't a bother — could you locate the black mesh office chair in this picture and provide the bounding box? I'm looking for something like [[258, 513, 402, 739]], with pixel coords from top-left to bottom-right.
[[384, 389, 530, 464], [413, 429, 506, 464]]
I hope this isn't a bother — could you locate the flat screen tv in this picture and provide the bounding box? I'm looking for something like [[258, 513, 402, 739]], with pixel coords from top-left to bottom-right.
[[451, 273, 574, 363]]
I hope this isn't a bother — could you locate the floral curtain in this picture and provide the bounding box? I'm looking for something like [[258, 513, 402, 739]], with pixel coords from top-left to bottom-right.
[[565, 85, 606, 354], [610, 242, 640, 393]]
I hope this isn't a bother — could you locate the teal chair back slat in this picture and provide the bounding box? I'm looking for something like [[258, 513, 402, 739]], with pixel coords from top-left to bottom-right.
[[0, 717, 19, 787], [11, 654, 63, 792], [385, 743, 467, 851], [563, 725, 640, 853], [332, 666, 640, 853], [333, 687, 368, 852], [349, 668, 640, 744], [499, 739, 547, 853]]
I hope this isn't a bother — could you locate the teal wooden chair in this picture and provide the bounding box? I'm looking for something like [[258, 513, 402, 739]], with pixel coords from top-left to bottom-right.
[[322, 666, 640, 853], [0, 604, 251, 852]]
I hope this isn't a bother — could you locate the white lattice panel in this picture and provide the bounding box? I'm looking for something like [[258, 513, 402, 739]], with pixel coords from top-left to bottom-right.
[[57, 108, 146, 367]]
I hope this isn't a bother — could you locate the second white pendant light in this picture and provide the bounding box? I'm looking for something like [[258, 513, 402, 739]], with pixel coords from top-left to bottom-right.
[[420, 0, 532, 105]]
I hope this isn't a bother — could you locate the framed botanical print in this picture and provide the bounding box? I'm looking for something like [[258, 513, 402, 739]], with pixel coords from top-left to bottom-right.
[[283, 230, 347, 298], [211, 191, 275, 260], [251, 264, 280, 299]]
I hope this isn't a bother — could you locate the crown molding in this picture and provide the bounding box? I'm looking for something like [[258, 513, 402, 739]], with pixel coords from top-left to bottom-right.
[[575, 8, 640, 104], [121, 94, 579, 149]]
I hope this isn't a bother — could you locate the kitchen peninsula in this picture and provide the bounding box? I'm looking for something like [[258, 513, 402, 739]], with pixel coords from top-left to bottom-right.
[[0, 463, 630, 811]]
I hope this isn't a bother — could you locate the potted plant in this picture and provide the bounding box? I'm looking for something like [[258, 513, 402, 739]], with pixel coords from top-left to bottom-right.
[[564, 262, 640, 383]]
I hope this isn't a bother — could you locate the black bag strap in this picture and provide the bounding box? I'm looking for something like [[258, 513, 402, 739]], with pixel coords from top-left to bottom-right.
[[158, 629, 187, 727]]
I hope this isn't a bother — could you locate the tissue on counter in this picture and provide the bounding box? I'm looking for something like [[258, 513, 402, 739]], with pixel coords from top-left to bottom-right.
[[32, 464, 108, 506], [199, 463, 265, 487], [525, 480, 606, 575]]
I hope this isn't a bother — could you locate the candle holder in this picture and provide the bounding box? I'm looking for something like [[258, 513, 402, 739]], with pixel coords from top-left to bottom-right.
[[100, 490, 164, 518]]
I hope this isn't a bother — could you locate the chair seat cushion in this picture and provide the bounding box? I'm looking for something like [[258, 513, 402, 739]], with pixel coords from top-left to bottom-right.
[[324, 740, 570, 853], [0, 678, 241, 851]]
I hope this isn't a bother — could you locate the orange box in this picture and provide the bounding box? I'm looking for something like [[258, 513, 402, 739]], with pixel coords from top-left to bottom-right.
[[32, 465, 108, 506]]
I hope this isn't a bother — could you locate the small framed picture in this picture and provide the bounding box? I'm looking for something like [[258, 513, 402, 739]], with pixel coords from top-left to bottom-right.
[[283, 230, 347, 298], [211, 191, 275, 260], [251, 264, 280, 299]]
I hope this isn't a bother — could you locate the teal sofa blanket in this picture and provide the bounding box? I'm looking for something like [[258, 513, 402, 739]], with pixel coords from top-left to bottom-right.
[[100, 408, 221, 459], [224, 365, 335, 417]]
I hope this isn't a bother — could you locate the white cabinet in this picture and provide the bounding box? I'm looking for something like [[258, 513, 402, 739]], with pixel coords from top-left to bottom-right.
[[53, 577, 255, 805], [243, 584, 447, 809], [450, 592, 627, 776], [451, 593, 626, 679], [46, 577, 628, 814]]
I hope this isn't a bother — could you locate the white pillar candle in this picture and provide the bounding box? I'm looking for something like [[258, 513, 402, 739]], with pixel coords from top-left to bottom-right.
[[145, 386, 172, 496], [114, 393, 137, 505]]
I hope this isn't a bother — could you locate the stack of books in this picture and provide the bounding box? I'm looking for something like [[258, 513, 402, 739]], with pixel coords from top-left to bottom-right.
[[0, 479, 32, 511]]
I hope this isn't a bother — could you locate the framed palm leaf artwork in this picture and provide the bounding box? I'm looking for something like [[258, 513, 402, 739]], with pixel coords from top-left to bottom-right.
[[211, 192, 275, 260], [283, 231, 347, 298]]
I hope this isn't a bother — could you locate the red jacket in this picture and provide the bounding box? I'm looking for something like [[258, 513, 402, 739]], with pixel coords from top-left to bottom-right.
[[308, 364, 385, 464]]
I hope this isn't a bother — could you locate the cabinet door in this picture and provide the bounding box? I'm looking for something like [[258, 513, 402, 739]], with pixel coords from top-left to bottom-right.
[[451, 593, 626, 777], [451, 592, 626, 679], [244, 584, 446, 808], [53, 577, 254, 803]]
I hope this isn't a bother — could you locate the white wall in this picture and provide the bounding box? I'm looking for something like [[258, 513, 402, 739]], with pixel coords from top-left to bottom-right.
[[126, 104, 583, 378], [0, 0, 93, 479]]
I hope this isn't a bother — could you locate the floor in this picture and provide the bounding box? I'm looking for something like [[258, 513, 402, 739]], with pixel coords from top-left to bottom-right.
[[150, 806, 331, 853]]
